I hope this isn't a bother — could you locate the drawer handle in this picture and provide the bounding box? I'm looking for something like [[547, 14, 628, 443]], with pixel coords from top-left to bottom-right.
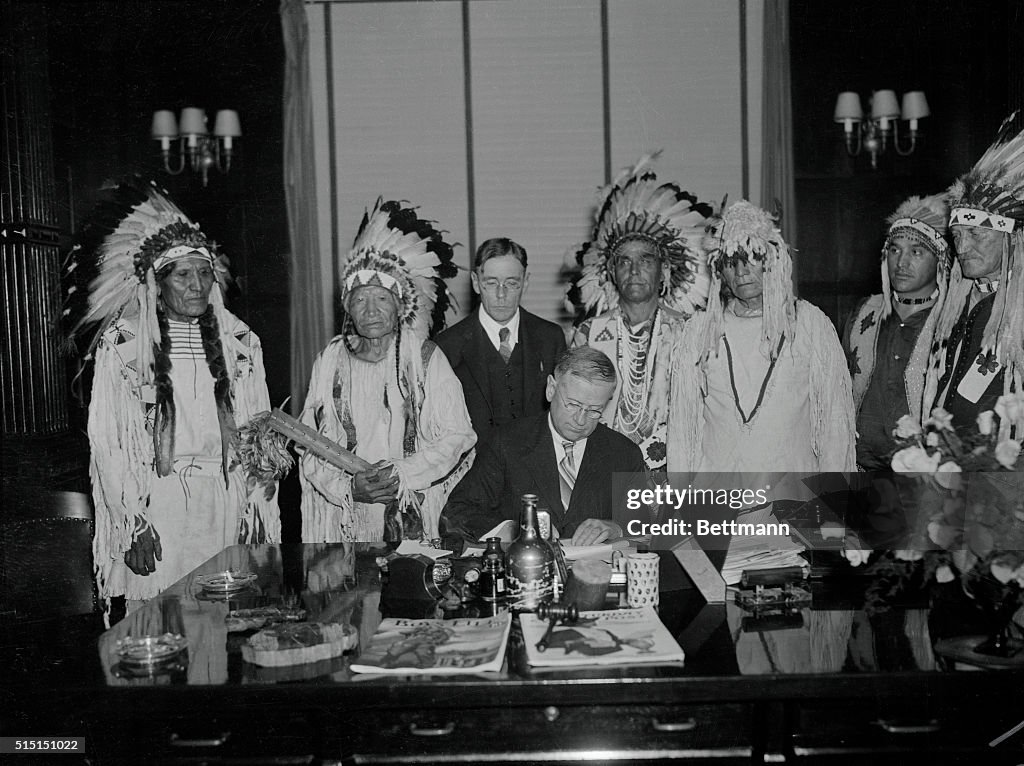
[[876, 718, 940, 735], [169, 731, 231, 747], [651, 717, 697, 733], [409, 722, 455, 737]]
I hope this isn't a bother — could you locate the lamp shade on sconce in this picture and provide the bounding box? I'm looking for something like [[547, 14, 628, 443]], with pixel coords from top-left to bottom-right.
[[153, 106, 239, 184], [833, 91, 863, 122], [213, 110, 242, 137], [179, 107, 208, 135], [834, 88, 928, 167], [870, 90, 900, 120], [151, 110, 178, 138], [901, 91, 930, 121]]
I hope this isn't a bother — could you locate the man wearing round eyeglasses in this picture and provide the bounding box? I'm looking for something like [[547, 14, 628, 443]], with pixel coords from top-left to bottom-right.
[[436, 238, 566, 445], [443, 347, 646, 546]]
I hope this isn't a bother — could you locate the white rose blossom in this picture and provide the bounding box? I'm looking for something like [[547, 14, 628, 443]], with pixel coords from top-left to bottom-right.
[[892, 446, 941, 474], [995, 392, 1024, 425], [934, 461, 962, 490], [994, 438, 1021, 469], [928, 520, 960, 549], [990, 561, 1017, 584], [935, 565, 955, 584], [842, 547, 871, 567], [894, 415, 922, 439], [976, 410, 995, 436], [925, 407, 954, 431], [894, 549, 924, 562]]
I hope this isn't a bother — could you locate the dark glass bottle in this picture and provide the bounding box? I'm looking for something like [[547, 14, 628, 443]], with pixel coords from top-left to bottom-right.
[[506, 494, 554, 612], [479, 537, 506, 604]]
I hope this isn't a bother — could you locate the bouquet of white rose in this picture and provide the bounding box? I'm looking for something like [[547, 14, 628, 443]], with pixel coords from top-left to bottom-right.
[[883, 397, 1024, 649]]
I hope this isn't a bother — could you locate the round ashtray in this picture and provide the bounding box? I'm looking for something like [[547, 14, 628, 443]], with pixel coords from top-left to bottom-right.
[[116, 633, 189, 669], [196, 570, 258, 595]]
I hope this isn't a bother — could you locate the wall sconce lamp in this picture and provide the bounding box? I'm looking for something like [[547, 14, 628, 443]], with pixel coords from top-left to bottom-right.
[[151, 108, 241, 187], [833, 90, 929, 169]]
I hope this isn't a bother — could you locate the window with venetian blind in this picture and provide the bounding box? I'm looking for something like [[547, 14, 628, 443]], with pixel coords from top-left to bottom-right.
[[305, 0, 761, 332]]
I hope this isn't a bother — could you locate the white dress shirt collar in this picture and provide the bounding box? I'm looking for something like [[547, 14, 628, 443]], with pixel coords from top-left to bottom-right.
[[478, 307, 521, 353], [547, 414, 588, 467]]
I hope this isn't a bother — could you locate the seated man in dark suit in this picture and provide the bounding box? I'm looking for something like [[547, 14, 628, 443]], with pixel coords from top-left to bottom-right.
[[435, 238, 567, 445], [444, 347, 647, 546]]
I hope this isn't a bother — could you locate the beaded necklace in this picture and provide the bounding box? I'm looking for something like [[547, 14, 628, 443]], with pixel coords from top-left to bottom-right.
[[614, 308, 660, 438], [893, 287, 940, 305]]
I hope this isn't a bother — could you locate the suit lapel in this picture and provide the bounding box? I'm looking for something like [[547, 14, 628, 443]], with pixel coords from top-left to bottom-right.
[[518, 311, 544, 412], [462, 314, 494, 420], [568, 426, 608, 516], [519, 416, 565, 518]]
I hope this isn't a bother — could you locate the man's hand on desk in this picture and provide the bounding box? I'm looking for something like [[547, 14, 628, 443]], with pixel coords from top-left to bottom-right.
[[570, 519, 623, 546], [124, 526, 162, 576], [353, 463, 399, 504]]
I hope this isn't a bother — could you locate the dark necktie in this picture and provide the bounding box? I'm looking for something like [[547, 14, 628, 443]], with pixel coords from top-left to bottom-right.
[[498, 326, 512, 364]]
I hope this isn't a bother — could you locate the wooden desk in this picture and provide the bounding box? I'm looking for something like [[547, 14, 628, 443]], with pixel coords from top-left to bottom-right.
[[4, 543, 1022, 765]]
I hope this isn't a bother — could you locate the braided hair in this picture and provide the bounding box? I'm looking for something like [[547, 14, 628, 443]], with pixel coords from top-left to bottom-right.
[[198, 305, 234, 417], [153, 306, 176, 476], [153, 263, 236, 479]]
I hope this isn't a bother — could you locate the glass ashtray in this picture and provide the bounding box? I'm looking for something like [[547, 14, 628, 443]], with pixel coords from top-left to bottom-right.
[[116, 633, 189, 668], [195, 570, 258, 595]]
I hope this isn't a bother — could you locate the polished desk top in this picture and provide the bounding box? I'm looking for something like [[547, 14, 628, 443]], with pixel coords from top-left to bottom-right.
[[5, 543, 1022, 707], [5, 543, 1022, 765]]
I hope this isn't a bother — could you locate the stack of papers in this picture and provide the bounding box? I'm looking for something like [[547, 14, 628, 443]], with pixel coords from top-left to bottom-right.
[[395, 540, 453, 560], [561, 539, 631, 561], [474, 521, 630, 562], [720, 505, 808, 586]]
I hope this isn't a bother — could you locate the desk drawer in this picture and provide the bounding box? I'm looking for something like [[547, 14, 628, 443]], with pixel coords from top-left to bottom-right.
[[76, 709, 315, 765], [788, 700, 1024, 765], [331, 703, 754, 764]]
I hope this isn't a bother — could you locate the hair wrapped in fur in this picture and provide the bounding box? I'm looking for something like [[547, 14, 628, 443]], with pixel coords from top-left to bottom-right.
[[66, 178, 238, 481]]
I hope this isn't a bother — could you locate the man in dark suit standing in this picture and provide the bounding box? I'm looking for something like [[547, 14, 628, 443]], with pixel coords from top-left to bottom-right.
[[435, 238, 567, 445], [444, 347, 647, 545]]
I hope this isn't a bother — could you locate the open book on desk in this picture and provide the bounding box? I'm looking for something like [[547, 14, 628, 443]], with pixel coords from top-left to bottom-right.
[[350, 613, 511, 675], [520, 607, 685, 668]]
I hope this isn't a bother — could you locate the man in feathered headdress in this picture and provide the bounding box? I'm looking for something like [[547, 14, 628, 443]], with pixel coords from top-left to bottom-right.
[[565, 154, 713, 476], [670, 200, 856, 476], [844, 193, 951, 470], [924, 115, 1024, 448], [299, 199, 476, 543], [68, 180, 280, 612]]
